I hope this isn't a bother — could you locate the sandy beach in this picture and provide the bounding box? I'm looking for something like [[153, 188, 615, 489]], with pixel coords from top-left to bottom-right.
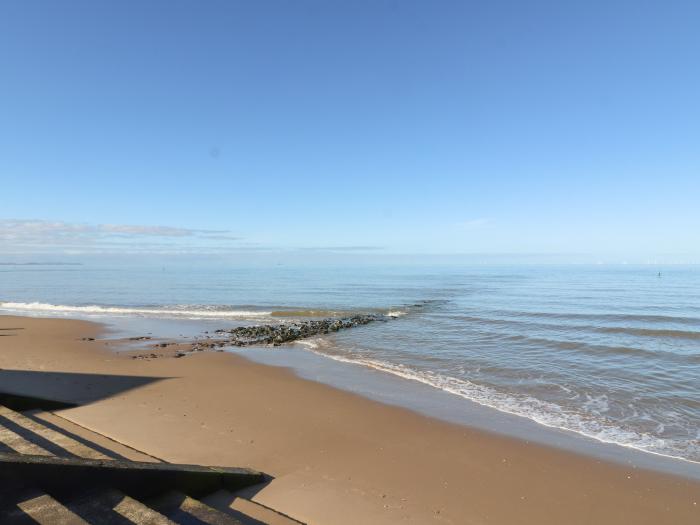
[[0, 314, 697, 524]]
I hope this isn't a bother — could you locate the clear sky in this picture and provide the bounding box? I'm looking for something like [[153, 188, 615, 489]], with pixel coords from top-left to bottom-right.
[[1, 1, 699, 260]]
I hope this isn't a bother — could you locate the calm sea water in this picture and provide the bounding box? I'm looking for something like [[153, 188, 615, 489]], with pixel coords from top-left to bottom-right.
[[1, 263, 698, 463]]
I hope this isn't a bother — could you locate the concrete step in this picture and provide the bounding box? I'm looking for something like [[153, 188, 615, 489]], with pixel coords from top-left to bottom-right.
[[0, 406, 111, 460], [15, 490, 89, 525], [0, 453, 266, 501], [148, 491, 246, 525], [68, 489, 176, 525], [0, 421, 53, 457], [201, 490, 304, 525], [25, 410, 160, 463]]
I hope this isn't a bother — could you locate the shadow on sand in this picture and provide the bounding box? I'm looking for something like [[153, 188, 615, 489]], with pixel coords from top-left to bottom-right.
[[0, 369, 169, 406]]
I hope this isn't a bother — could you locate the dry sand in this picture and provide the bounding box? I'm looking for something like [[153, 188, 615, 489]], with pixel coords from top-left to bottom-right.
[[0, 315, 698, 524]]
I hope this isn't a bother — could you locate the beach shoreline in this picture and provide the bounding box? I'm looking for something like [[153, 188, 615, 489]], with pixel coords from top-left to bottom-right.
[[1, 314, 698, 524]]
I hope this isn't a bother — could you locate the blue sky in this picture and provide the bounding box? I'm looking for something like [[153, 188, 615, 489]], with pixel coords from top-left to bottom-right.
[[1, 1, 699, 259]]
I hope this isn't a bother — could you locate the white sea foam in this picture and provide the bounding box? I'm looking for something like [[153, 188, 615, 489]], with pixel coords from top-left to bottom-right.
[[294, 339, 699, 464], [0, 301, 271, 319], [0, 301, 410, 321]]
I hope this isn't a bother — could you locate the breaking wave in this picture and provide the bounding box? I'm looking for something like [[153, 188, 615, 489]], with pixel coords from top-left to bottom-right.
[[295, 338, 700, 464], [0, 301, 408, 321], [0, 301, 271, 319]]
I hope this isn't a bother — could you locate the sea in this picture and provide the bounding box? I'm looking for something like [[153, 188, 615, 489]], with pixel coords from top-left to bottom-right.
[[1, 261, 698, 472]]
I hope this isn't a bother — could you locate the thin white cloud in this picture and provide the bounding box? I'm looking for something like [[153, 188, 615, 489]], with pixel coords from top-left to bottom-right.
[[298, 246, 385, 252], [0, 219, 242, 254], [100, 224, 194, 237]]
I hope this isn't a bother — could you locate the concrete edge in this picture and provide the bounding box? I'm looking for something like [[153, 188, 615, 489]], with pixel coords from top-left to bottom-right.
[[0, 452, 266, 499]]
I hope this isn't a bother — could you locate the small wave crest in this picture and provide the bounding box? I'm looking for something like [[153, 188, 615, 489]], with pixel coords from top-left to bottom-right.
[[271, 309, 350, 318], [0, 301, 271, 319], [455, 314, 700, 340], [494, 309, 700, 327], [0, 301, 410, 322]]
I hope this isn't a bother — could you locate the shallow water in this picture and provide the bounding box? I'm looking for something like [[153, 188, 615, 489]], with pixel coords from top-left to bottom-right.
[[1, 262, 698, 463]]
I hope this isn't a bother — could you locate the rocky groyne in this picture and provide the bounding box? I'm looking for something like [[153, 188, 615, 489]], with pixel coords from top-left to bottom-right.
[[130, 313, 396, 359], [210, 314, 388, 347]]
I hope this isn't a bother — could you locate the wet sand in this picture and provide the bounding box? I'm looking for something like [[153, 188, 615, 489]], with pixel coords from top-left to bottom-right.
[[0, 315, 698, 524]]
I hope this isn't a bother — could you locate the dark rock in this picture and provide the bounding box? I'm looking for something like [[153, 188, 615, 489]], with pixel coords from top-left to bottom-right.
[[209, 314, 390, 348]]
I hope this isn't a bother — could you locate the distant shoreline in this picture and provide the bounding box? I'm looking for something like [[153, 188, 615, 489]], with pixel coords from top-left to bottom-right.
[[0, 262, 83, 266]]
